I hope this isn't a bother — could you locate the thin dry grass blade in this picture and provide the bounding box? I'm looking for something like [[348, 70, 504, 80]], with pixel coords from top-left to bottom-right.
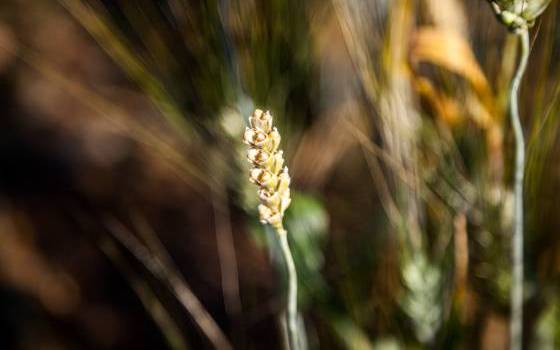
[[1, 39, 214, 195], [58, 0, 191, 137], [104, 218, 234, 350], [99, 238, 189, 350]]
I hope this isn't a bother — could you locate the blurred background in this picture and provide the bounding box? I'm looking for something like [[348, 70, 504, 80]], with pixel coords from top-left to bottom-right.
[[0, 0, 559, 349]]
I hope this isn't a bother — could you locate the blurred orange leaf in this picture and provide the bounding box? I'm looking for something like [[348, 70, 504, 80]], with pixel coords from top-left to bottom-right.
[[411, 27, 497, 126]]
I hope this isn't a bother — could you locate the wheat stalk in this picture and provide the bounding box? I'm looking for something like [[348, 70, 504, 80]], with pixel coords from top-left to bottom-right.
[[509, 29, 529, 350], [243, 109, 299, 350], [487, 1, 551, 349]]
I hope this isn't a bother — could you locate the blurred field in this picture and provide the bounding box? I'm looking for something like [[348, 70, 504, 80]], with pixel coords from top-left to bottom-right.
[[0, 0, 559, 349]]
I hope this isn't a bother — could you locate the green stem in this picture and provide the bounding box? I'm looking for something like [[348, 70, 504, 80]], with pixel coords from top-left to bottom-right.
[[276, 226, 300, 350], [510, 28, 529, 350]]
